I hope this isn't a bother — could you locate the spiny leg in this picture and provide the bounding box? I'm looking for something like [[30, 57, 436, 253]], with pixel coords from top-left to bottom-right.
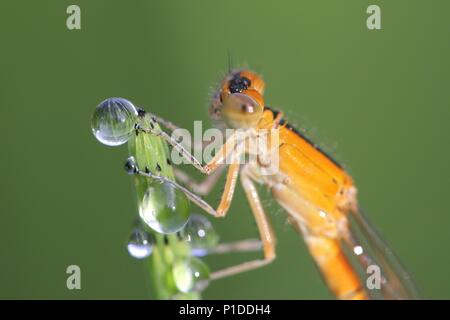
[[139, 112, 237, 172], [147, 112, 213, 151], [134, 168, 216, 217], [137, 127, 207, 173], [174, 136, 244, 196], [137, 124, 246, 175], [173, 165, 225, 196], [134, 123, 245, 217], [132, 136, 238, 218], [144, 113, 228, 196], [135, 161, 239, 219], [209, 166, 276, 281], [192, 239, 262, 257], [146, 112, 180, 133], [208, 239, 262, 255], [216, 163, 240, 217]]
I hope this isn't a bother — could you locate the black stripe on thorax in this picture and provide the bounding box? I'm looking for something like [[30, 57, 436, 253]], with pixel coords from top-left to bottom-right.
[[264, 107, 342, 169]]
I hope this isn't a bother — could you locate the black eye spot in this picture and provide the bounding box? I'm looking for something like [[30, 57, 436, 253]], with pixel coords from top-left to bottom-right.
[[241, 104, 247, 112], [228, 74, 251, 93]]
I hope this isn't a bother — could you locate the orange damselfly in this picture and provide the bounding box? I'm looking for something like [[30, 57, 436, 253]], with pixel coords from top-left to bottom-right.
[[136, 69, 420, 299]]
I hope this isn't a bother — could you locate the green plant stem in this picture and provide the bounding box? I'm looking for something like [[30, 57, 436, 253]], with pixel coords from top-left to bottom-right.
[[128, 114, 198, 299]]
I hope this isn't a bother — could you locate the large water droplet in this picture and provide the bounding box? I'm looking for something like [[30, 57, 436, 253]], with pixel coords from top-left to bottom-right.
[[139, 181, 190, 234], [127, 228, 153, 259], [91, 97, 138, 146], [182, 214, 219, 250], [172, 258, 210, 293]]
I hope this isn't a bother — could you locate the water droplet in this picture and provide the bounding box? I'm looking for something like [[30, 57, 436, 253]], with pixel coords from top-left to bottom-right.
[[127, 228, 153, 259], [188, 258, 210, 292], [172, 258, 210, 293], [181, 214, 219, 250], [139, 181, 190, 234], [91, 97, 138, 146], [124, 156, 138, 175]]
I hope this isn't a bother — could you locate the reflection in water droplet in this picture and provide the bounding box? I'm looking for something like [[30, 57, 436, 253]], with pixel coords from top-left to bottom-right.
[[191, 249, 208, 257], [127, 228, 153, 259], [181, 214, 219, 249], [139, 181, 190, 234], [91, 97, 138, 146]]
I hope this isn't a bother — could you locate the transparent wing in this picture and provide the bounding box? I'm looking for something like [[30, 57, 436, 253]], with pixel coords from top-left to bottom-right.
[[343, 206, 421, 299]]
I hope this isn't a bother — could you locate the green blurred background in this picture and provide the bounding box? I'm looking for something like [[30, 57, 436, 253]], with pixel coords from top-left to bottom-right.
[[1, 0, 449, 299]]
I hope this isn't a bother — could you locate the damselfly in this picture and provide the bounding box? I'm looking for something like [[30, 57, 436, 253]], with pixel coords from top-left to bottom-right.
[[133, 70, 420, 300]]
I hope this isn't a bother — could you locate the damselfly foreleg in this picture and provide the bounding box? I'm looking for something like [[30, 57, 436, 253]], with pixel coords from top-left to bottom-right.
[[209, 165, 276, 280]]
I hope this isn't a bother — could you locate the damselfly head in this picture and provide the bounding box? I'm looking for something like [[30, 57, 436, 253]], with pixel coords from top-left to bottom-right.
[[209, 69, 266, 129], [224, 69, 265, 96]]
